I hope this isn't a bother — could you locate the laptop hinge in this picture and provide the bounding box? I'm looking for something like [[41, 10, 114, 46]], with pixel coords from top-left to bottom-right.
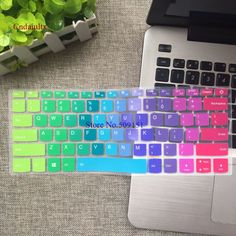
[[188, 11, 236, 45]]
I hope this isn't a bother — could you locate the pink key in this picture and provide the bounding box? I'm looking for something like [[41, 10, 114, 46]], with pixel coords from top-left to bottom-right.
[[203, 98, 228, 111], [186, 128, 199, 141], [215, 88, 228, 97], [196, 159, 211, 173], [201, 88, 213, 96], [188, 98, 202, 111], [179, 143, 194, 156], [187, 89, 199, 96], [211, 113, 228, 126], [173, 88, 185, 97], [201, 128, 228, 141], [179, 159, 194, 173], [173, 98, 186, 111], [195, 113, 209, 126], [180, 113, 194, 126], [196, 143, 228, 156], [214, 159, 228, 173]]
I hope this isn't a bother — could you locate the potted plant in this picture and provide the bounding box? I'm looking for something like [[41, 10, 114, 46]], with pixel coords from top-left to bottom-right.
[[0, 0, 98, 75]]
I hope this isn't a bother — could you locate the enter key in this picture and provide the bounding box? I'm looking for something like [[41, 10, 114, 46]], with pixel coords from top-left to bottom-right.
[[201, 128, 228, 141]]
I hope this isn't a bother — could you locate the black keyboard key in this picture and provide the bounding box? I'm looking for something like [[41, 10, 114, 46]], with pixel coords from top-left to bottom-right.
[[158, 44, 172, 53], [155, 68, 169, 82], [214, 62, 226, 72], [154, 83, 175, 88], [173, 59, 185, 68], [216, 73, 230, 86], [170, 69, 184, 83], [232, 120, 236, 134], [229, 64, 236, 73], [185, 71, 200, 85], [187, 60, 199, 70], [157, 57, 171, 67], [200, 61, 212, 71], [231, 75, 236, 88], [178, 85, 190, 89], [232, 105, 236, 118], [232, 90, 236, 103], [232, 135, 236, 148], [201, 72, 215, 86]]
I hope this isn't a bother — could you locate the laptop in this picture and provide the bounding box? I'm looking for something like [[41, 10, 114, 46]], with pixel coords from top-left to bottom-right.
[[128, 0, 236, 235]]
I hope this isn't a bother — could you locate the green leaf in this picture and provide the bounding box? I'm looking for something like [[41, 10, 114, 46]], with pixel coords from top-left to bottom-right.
[[0, 46, 4, 53], [45, 13, 64, 31], [0, 0, 12, 10], [84, 6, 94, 19], [6, 16, 16, 27], [35, 13, 46, 26], [17, 0, 28, 8], [0, 21, 9, 33], [44, 0, 64, 14], [87, 0, 96, 11], [10, 31, 27, 42], [0, 35, 10, 47], [29, 0, 36, 12], [64, 0, 82, 14], [33, 31, 44, 40]]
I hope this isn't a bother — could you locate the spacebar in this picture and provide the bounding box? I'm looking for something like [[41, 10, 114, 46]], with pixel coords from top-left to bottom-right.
[[77, 158, 147, 174]]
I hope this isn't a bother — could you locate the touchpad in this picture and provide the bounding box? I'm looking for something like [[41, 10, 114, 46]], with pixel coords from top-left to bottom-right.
[[211, 165, 236, 225]]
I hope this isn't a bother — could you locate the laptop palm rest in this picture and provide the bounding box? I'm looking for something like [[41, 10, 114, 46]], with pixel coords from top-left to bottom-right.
[[211, 165, 236, 225]]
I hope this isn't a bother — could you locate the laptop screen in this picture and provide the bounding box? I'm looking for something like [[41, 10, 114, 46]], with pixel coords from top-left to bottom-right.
[[147, 0, 236, 26]]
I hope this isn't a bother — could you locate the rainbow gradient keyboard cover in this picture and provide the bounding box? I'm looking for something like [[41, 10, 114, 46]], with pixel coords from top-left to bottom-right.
[[9, 88, 232, 175]]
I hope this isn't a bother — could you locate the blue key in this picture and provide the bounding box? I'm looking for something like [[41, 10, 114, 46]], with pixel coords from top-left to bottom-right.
[[157, 98, 172, 111], [119, 143, 132, 156], [93, 114, 106, 125], [92, 143, 104, 155], [159, 88, 172, 97], [119, 90, 130, 97], [133, 144, 146, 156], [120, 113, 133, 123], [101, 100, 113, 112], [136, 114, 148, 126], [126, 129, 138, 141], [107, 114, 119, 126], [94, 91, 105, 98], [76, 158, 147, 174], [169, 129, 183, 142], [148, 159, 162, 173], [150, 113, 164, 126], [155, 128, 168, 142], [98, 129, 110, 141], [164, 113, 179, 127], [164, 144, 177, 156], [79, 114, 92, 127], [115, 100, 126, 112], [149, 144, 161, 156], [84, 129, 96, 141], [141, 129, 154, 141], [106, 143, 118, 156], [107, 91, 118, 98], [112, 129, 124, 141]]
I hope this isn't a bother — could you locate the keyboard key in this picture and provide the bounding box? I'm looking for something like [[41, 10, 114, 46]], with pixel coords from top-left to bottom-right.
[[155, 68, 169, 82], [41, 91, 53, 98], [26, 91, 39, 98], [120, 113, 133, 124], [169, 129, 183, 142], [173, 98, 186, 111], [111, 129, 124, 141], [34, 114, 47, 127], [214, 62, 226, 72], [92, 143, 104, 155], [201, 72, 215, 86], [94, 91, 105, 98], [200, 61, 212, 71], [69, 129, 83, 141], [164, 144, 177, 156], [215, 88, 228, 96], [180, 113, 194, 126], [62, 158, 75, 172], [13, 158, 31, 173], [195, 113, 209, 126], [87, 100, 99, 112], [12, 129, 37, 142], [213, 159, 228, 173], [39, 129, 53, 141], [133, 144, 146, 156], [216, 73, 230, 86], [157, 57, 171, 67], [107, 114, 119, 126], [232, 120, 236, 134], [179, 143, 194, 156], [72, 100, 85, 113], [196, 159, 211, 173], [79, 114, 92, 127], [32, 158, 46, 172], [159, 88, 172, 97], [54, 91, 66, 98], [196, 143, 228, 156], [155, 128, 168, 142], [170, 69, 184, 83], [136, 114, 148, 126], [12, 100, 25, 112], [186, 71, 200, 85], [49, 114, 62, 127], [119, 143, 132, 156], [211, 113, 228, 126], [232, 105, 236, 118], [164, 159, 177, 173], [144, 98, 157, 111], [146, 89, 158, 97], [179, 159, 194, 173], [231, 75, 236, 88], [68, 91, 79, 98], [115, 100, 126, 112], [229, 64, 236, 73], [101, 100, 114, 112], [27, 100, 40, 112], [201, 128, 228, 141], [84, 129, 96, 141], [200, 88, 213, 96], [81, 91, 93, 98], [62, 143, 75, 156], [203, 98, 228, 110], [48, 158, 60, 172], [149, 144, 161, 156], [126, 129, 138, 141], [48, 143, 60, 156], [173, 59, 185, 68], [12, 91, 24, 98], [128, 98, 141, 111], [157, 98, 172, 111], [173, 88, 185, 96], [119, 90, 130, 97], [141, 128, 154, 141], [185, 128, 199, 142], [164, 113, 179, 127], [107, 91, 118, 98], [42, 100, 56, 112], [148, 159, 162, 173], [55, 129, 67, 141], [106, 143, 118, 156], [13, 144, 45, 156], [77, 143, 90, 155], [64, 114, 77, 127], [150, 113, 164, 126], [187, 60, 199, 69], [155, 83, 175, 88], [94, 114, 106, 125], [131, 88, 144, 97], [187, 98, 202, 111], [158, 44, 172, 53]]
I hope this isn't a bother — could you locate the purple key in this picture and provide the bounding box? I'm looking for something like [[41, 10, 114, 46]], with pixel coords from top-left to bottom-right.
[[146, 89, 158, 96], [136, 113, 148, 126], [164, 144, 177, 156], [150, 113, 164, 126], [173, 88, 185, 97], [128, 98, 141, 111], [195, 113, 209, 126], [160, 88, 172, 97], [148, 159, 162, 173], [157, 98, 172, 111], [187, 98, 202, 111], [165, 113, 179, 127], [155, 128, 168, 142], [180, 113, 194, 126], [185, 128, 199, 142], [126, 129, 138, 141], [169, 129, 183, 142], [187, 89, 199, 96], [173, 98, 186, 111], [121, 113, 133, 123], [132, 88, 144, 97], [141, 128, 154, 141], [133, 144, 146, 156], [149, 144, 161, 156], [144, 98, 157, 111], [164, 159, 177, 173]]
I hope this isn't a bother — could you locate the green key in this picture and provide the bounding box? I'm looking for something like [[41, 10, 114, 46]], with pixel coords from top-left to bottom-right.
[[12, 100, 25, 112], [84, 129, 96, 141], [79, 114, 91, 126], [40, 129, 53, 141], [64, 114, 77, 127], [81, 91, 92, 98], [69, 129, 82, 141], [13, 158, 30, 173], [13, 144, 45, 156], [27, 100, 40, 112], [77, 143, 90, 155], [42, 100, 56, 112], [92, 143, 104, 155], [55, 129, 67, 141], [32, 158, 46, 172], [62, 158, 75, 172], [62, 143, 75, 156], [47, 158, 60, 172], [54, 91, 66, 98], [12, 129, 37, 142], [48, 143, 60, 156], [68, 91, 79, 98], [87, 100, 99, 112], [58, 100, 70, 112], [72, 100, 85, 113], [41, 91, 53, 98], [94, 91, 105, 98], [50, 114, 62, 127], [12, 91, 24, 98], [34, 114, 48, 127], [13, 114, 32, 127], [27, 91, 38, 98]]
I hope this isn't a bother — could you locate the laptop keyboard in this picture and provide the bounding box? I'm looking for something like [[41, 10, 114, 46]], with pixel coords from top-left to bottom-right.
[[10, 88, 231, 175]]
